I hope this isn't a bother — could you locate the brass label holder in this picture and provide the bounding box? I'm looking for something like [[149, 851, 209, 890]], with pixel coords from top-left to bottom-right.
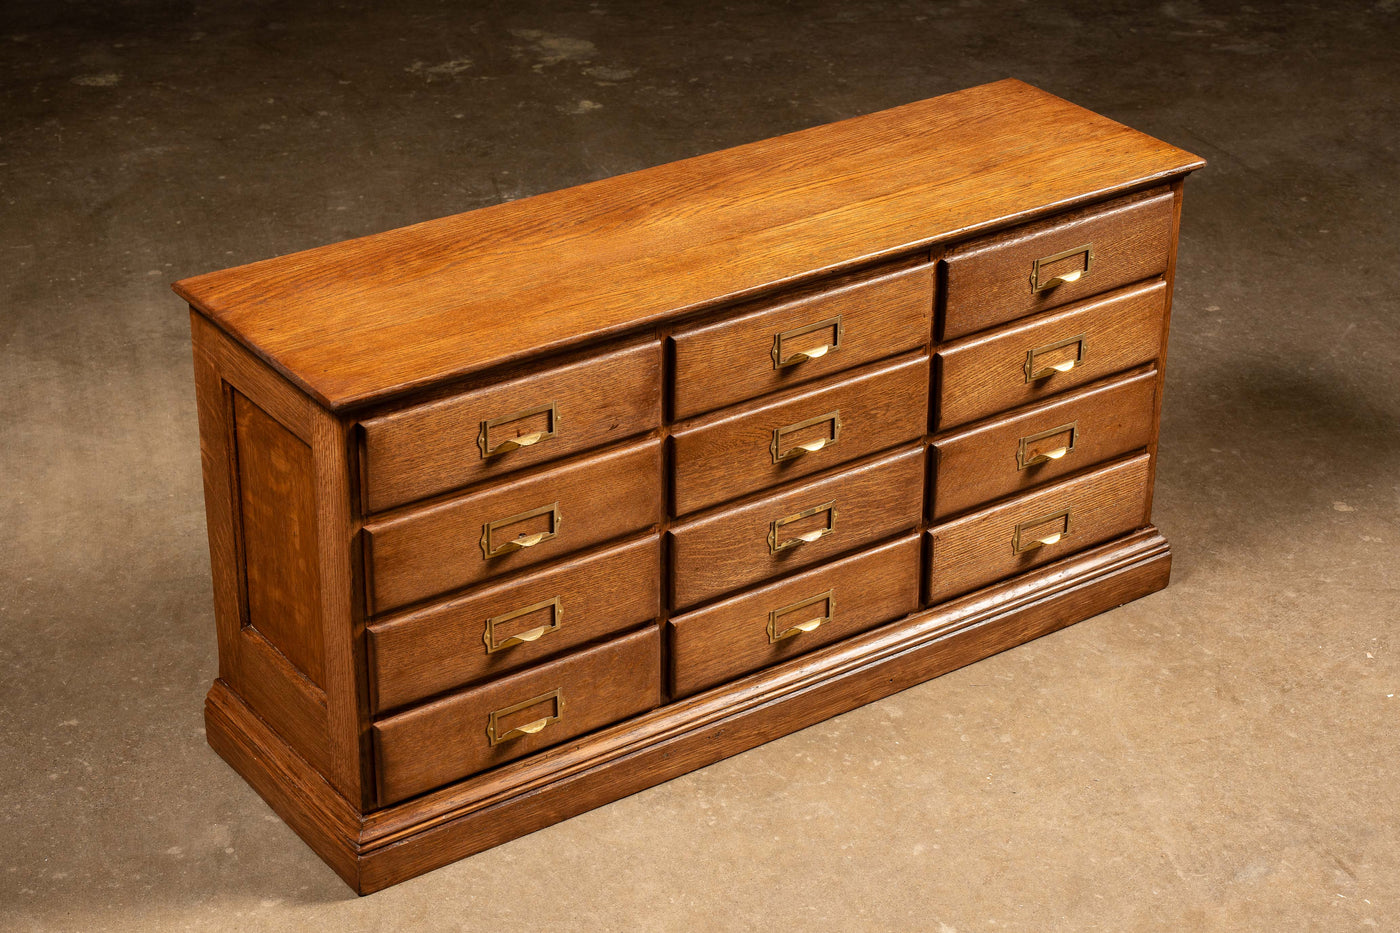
[[771, 314, 844, 369], [486, 689, 564, 746], [771, 410, 842, 463], [767, 590, 834, 643], [478, 401, 559, 458], [480, 502, 562, 558], [1013, 508, 1073, 554], [1030, 243, 1093, 293], [769, 500, 837, 554], [1016, 421, 1079, 470], [1024, 333, 1087, 383], [483, 596, 564, 653]]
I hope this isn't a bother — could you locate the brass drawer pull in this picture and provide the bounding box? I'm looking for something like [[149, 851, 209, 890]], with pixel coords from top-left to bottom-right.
[[1013, 508, 1072, 553], [771, 410, 842, 463], [767, 590, 834, 643], [486, 689, 564, 746], [483, 596, 563, 653], [480, 502, 562, 558], [478, 401, 559, 458], [769, 500, 837, 553], [771, 315, 844, 369], [1030, 243, 1093, 293], [1017, 421, 1079, 470], [1024, 333, 1087, 382]]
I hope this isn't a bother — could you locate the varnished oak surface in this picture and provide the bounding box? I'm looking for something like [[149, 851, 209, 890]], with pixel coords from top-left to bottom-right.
[[367, 537, 661, 713], [205, 528, 1172, 894], [930, 368, 1158, 519], [173, 79, 1201, 410], [183, 83, 1200, 894]]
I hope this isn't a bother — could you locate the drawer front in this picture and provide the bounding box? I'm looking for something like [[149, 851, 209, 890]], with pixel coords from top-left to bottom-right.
[[670, 262, 933, 419], [926, 453, 1151, 605], [367, 537, 660, 713], [940, 187, 1174, 340], [931, 368, 1157, 520], [360, 339, 662, 513], [373, 626, 660, 805], [668, 534, 921, 699], [364, 440, 662, 614], [935, 279, 1165, 430], [669, 445, 924, 611], [671, 354, 930, 517]]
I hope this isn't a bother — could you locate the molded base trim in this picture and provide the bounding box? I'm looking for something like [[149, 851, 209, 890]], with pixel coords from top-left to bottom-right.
[[205, 527, 1171, 895]]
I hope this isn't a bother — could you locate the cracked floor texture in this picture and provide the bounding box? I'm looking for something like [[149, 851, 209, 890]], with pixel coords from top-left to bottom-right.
[[2, 1, 1398, 930]]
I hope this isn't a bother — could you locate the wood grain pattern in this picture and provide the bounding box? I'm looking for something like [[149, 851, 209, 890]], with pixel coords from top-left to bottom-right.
[[671, 354, 930, 516], [927, 453, 1151, 604], [939, 186, 1174, 340], [372, 627, 660, 805], [353, 528, 1170, 893], [669, 446, 924, 610], [206, 529, 1170, 893], [669, 259, 932, 419], [205, 680, 365, 890], [364, 440, 661, 614], [931, 368, 1158, 519], [1142, 180, 1187, 524], [174, 80, 1201, 411], [668, 534, 921, 698], [934, 279, 1166, 429], [359, 338, 662, 513], [233, 392, 325, 685], [190, 315, 341, 789], [367, 536, 660, 713], [185, 83, 1201, 893]]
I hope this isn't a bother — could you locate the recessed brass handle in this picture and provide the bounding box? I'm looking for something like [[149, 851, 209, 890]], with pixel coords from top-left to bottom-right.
[[771, 411, 842, 463], [1017, 421, 1079, 470], [480, 503, 562, 559], [483, 596, 563, 653], [772, 315, 844, 369], [767, 590, 835, 643], [478, 402, 559, 459], [769, 500, 837, 553], [1030, 243, 1093, 293], [1024, 334, 1087, 383], [1013, 508, 1072, 554], [486, 689, 564, 746]]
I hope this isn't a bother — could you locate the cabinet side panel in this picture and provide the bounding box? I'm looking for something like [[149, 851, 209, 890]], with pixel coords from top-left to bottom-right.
[[233, 392, 326, 685], [1141, 177, 1187, 523], [192, 312, 335, 782]]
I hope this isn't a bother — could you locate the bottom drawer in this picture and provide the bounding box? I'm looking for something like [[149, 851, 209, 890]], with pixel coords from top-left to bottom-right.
[[668, 534, 922, 699], [926, 453, 1151, 605], [373, 627, 660, 805]]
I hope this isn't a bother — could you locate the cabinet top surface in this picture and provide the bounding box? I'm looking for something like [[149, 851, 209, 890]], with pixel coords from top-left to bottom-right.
[[175, 79, 1202, 411]]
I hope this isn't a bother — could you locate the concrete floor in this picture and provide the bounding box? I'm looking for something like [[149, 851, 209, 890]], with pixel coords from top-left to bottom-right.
[[2, 0, 1398, 929]]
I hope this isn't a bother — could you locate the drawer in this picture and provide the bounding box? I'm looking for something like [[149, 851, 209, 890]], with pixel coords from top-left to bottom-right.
[[359, 339, 661, 513], [926, 453, 1151, 605], [671, 354, 930, 517], [669, 445, 924, 611], [367, 536, 660, 712], [373, 626, 660, 805], [670, 261, 932, 419], [935, 279, 1165, 430], [939, 186, 1174, 340], [931, 368, 1157, 520], [364, 440, 661, 614], [668, 534, 921, 699]]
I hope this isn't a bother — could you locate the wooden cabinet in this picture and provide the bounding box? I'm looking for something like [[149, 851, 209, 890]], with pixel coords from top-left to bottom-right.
[[178, 79, 1201, 894]]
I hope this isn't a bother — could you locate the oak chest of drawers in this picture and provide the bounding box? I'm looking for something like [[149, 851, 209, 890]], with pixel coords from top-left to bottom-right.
[[176, 79, 1202, 894]]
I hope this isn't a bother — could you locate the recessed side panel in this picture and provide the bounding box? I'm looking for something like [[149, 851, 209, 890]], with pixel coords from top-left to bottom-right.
[[232, 391, 327, 687]]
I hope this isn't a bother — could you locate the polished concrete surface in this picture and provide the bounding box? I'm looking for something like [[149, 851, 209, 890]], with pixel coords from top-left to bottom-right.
[[3, 1, 1398, 929]]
